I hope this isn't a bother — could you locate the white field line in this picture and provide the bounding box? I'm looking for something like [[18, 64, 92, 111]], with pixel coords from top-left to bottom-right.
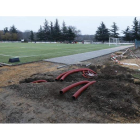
[[0, 54, 13, 57]]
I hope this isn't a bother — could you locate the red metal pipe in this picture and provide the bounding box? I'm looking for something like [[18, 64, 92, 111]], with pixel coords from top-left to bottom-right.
[[32, 80, 47, 83], [72, 81, 96, 99], [60, 68, 96, 81], [60, 81, 89, 94]]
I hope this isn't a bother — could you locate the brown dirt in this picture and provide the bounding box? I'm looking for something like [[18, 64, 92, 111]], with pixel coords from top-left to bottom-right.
[[120, 59, 140, 70], [0, 63, 140, 123], [0, 61, 64, 87], [1, 47, 140, 123]]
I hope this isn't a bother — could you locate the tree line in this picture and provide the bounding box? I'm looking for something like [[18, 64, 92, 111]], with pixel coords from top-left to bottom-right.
[[0, 19, 81, 42], [0, 26, 19, 41], [0, 17, 140, 43], [95, 17, 140, 43]]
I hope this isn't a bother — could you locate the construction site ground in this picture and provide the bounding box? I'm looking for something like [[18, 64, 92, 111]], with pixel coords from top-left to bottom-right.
[[1, 47, 140, 123]]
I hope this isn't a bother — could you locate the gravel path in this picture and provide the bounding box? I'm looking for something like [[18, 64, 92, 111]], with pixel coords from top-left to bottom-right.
[[44, 45, 133, 64]]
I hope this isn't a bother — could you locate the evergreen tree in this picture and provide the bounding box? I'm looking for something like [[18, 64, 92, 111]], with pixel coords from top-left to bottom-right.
[[110, 22, 119, 38], [9, 25, 18, 41], [138, 21, 140, 39], [50, 21, 54, 41], [122, 26, 132, 42], [132, 17, 139, 40], [67, 26, 76, 42], [53, 19, 61, 41], [37, 26, 44, 41], [61, 21, 68, 41], [43, 19, 50, 41], [10, 25, 17, 33], [95, 22, 110, 43], [29, 30, 34, 41], [3, 27, 9, 34]]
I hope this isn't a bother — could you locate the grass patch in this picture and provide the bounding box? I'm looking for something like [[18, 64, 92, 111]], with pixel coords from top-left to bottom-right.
[[132, 73, 140, 79]]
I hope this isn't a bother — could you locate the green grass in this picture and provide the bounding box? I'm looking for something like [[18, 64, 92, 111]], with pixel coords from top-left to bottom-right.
[[0, 43, 130, 64], [132, 73, 140, 79]]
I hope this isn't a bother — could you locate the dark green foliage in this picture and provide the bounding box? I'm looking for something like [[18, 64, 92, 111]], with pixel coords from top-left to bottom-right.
[[122, 26, 132, 42], [61, 21, 68, 41], [131, 17, 140, 40], [95, 22, 110, 43], [110, 22, 119, 38], [36, 19, 78, 42], [53, 19, 61, 41], [3, 27, 9, 34], [67, 26, 76, 42], [50, 22, 54, 41], [10, 25, 17, 33], [37, 26, 44, 41], [43, 19, 50, 41], [29, 30, 34, 41]]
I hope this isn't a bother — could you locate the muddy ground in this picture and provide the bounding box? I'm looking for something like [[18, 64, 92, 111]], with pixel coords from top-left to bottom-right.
[[1, 47, 140, 123]]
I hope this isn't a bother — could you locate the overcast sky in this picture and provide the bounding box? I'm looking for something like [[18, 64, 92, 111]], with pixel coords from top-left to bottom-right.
[[0, 16, 140, 35]]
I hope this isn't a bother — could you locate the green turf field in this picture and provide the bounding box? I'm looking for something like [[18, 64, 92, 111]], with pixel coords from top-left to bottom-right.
[[0, 43, 130, 64]]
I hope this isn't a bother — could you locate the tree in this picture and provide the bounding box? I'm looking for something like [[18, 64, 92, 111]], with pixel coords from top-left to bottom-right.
[[9, 25, 18, 41], [5, 33, 11, 41], [122, 26, 132, 42], [110, 22, 119, 38], [29, 30, 34, 41], [11, 33, 18, 41], [3, 27, 9, 34], [95, 22, 110, 43], [67, 26, 76, 42], [10, 25, 17, 33], [61, 21, 68, 41], [53, 19, 61, 41], [43, 19, 50, 41], [132, 17, 139, 40], [0, 31, 4, 41], [138, 21, 140, 39], [69, 26, 81, 41], [50, 21, 54, 41], [37, 26, 44, 41]]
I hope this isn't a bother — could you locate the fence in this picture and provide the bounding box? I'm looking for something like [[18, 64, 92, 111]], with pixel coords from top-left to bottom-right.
[[135, 39, 140, 48]]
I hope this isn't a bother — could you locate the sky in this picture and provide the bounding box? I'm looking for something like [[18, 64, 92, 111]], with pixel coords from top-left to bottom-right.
[[0, 16, 140, 35]]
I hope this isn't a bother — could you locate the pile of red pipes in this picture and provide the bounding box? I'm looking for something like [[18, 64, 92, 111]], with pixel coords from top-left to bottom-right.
[[56, 68, 97, 99], [30, 68, 97, 99], [55, 68, 97, 81]]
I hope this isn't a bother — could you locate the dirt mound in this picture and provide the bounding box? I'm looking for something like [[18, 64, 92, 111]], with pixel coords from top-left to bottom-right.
[[9, 64, 140, 121], [87, 80, 140, 118]]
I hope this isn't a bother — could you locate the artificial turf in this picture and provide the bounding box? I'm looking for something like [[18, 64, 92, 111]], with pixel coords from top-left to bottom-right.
[[0, 42, 130, 64]]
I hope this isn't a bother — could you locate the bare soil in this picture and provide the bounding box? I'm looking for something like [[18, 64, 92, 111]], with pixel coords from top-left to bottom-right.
[[1, 47, 140, 123]]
